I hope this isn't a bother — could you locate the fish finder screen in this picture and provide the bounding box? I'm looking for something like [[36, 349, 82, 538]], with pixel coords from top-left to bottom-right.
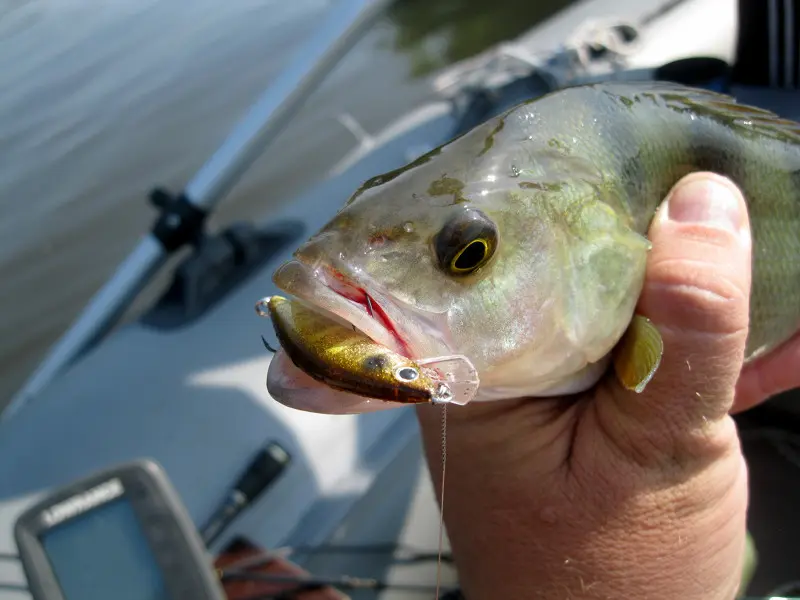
[[40, 497, 168, 600]]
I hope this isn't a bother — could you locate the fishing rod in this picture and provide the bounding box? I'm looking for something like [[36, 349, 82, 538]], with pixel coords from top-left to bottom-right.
[[220, 570, 455, 598], [3, 0, 396, 421]]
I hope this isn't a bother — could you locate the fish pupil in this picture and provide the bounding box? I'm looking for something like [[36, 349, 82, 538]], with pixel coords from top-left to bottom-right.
[[453, 240, 487, 271], [434, 208, 498, 275]]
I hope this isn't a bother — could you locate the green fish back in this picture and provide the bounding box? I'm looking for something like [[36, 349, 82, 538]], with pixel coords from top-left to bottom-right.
[[524, 82, 800, 358]]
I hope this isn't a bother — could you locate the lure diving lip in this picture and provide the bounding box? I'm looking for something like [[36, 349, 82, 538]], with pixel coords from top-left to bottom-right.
[[256, 295, 479, 413]]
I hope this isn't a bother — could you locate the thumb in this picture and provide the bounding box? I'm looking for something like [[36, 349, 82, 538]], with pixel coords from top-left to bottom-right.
[[609, 172, 752, 444]]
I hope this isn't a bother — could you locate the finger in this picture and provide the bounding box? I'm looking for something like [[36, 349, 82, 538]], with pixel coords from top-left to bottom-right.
[[733, 329, 800, 413], [607, 173, 752, 440]]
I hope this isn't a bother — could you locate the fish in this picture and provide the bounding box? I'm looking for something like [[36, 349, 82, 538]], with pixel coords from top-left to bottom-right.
[[262, 81, 800, 412], [259, 295, 479, 414]]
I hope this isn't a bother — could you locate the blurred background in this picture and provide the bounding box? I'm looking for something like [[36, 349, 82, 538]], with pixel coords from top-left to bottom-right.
[[0, 0, 577, 407]]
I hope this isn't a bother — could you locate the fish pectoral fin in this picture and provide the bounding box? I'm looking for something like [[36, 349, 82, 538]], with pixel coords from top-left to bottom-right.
[[612, 314, 664, 393]]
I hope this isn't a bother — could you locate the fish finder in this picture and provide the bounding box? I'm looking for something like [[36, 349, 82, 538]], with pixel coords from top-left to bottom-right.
[[14, 459, 225, 600]]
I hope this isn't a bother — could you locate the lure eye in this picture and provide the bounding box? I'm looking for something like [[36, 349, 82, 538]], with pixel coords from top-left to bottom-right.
[[395, 366, 419, 382], [434, 208, 498, 275]]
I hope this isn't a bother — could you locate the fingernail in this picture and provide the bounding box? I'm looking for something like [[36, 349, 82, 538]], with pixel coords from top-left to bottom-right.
[[666, 175, 744, 232]]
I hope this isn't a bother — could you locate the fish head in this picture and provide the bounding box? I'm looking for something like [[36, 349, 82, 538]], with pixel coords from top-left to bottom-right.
[[272, 170, 479, 363], [273, 120, 652, 399]]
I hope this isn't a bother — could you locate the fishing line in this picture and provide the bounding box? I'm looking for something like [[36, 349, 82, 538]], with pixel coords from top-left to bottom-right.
[[435, 403, 448, 599]]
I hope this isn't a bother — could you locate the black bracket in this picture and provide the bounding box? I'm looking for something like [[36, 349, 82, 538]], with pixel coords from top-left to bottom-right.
[[141, 218, 305, 330], [142, 185, 305, 329], [149, 187, 208, 252]]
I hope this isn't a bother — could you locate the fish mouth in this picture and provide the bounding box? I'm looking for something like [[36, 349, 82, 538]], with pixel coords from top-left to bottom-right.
[[265, 258, 479, 414], [271, 258, 413, 358]]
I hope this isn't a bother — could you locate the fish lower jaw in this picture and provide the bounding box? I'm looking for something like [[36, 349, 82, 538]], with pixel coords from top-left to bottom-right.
[[267, 349, 411, 414]]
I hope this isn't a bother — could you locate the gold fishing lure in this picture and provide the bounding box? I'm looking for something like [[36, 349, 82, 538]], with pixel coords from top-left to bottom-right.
[[258, 295, 477, 405]]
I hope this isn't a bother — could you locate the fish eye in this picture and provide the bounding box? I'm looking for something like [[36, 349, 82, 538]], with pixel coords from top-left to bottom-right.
[[433, 208, 498, 275]]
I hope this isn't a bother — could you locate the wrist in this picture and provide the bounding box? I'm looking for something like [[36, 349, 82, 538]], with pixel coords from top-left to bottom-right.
[[416, 403, 747, 600]]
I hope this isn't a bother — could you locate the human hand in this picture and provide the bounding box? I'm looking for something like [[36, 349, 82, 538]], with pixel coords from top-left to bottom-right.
[[416, 172, 800, 599]]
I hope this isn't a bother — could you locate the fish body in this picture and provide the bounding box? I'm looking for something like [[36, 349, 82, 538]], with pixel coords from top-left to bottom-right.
[[267, 82, 800, 408]]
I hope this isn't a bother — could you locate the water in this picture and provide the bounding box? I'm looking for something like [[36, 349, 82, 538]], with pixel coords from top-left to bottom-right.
[[0, 0, 575, 406]]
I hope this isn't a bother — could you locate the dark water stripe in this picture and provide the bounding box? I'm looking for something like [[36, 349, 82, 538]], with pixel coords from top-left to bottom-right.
[[732, 0, 800, 88]]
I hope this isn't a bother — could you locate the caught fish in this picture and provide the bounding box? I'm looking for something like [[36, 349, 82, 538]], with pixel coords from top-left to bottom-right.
[[259, 295, 479, 413], [262, 81, 800, 412]]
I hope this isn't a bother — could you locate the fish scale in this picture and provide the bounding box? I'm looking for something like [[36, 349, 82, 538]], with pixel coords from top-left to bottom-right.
[[493, 83, 800, 358], [547, 83, 800, 357]]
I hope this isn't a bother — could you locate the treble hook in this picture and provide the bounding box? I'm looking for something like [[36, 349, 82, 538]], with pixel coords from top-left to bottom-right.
[[261, 335, 277, 354]]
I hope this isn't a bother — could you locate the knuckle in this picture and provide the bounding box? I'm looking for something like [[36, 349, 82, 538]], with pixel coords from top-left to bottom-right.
[[642, 257, 750, 338]]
